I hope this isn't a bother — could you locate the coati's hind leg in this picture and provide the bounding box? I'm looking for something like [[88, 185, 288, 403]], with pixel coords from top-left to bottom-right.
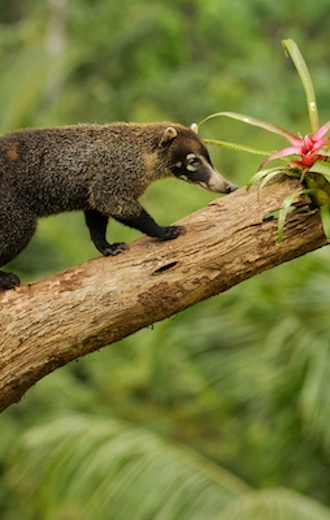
[[84, 210, 128, 256], [0, 205, 37, 289], [0, 270, 21, 290]]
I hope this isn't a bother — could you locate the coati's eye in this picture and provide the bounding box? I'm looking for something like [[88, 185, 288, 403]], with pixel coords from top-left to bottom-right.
[[186, 154, 200, 170], [187, 157, 199, 166]]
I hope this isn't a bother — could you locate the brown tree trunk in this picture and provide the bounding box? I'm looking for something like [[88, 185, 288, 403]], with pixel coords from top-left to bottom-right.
[[0, 176, 328, 412]]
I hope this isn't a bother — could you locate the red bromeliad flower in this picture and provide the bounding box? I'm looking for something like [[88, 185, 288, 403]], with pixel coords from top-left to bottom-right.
[[199, 39, 330, 241], [261, 120, 330, 171]]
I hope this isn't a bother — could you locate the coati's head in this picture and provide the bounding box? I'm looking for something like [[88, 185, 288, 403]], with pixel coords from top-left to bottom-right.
[[159, 124, 238, 194]]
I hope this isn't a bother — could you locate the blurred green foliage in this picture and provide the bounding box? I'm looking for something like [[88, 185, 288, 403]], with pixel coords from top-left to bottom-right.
[[1, 0, 330, 518]]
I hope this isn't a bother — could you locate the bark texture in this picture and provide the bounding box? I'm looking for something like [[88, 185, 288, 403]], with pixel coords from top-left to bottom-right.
[[0, 176, 328, 412]]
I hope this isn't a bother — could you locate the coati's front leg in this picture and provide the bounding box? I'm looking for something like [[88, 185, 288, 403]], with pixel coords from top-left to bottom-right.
[[114, 207, 184, 241], [85, 210, 128, 256], [90, 185, 184, 252]]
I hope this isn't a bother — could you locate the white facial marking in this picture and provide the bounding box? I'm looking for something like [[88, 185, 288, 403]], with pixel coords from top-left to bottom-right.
[[197, 181, 209, 190], [195, 156, 233, 194], [186, 153, 199, 172], [206, 165, 230, 193], [179, 152, 236, 194]]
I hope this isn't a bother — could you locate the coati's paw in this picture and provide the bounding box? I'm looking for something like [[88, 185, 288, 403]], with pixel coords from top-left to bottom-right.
[[159, 225, 185, 241], [102, 242, 129, 256], [0, 271, 21, 290]]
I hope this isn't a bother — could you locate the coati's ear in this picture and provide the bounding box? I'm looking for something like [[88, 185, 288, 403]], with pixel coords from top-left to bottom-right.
[[159, 127, 178, 147], [190, 123, 198, 134]]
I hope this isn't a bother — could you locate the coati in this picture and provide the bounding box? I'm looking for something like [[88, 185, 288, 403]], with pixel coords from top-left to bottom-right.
[[0, 122, 237, 289]]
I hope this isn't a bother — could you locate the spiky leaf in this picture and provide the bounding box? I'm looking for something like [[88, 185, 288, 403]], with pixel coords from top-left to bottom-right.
[[282, 39, 319, 132]]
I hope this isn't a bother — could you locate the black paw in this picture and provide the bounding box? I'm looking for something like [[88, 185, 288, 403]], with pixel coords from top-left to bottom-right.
[[158, 225, 185, 241], [0, 271, 21, 290], [102, 242, 129, 256]]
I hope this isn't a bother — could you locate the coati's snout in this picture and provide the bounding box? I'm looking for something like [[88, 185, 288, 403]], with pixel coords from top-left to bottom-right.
[[181, 153, 238, 194], [164, 125, 238, 195]]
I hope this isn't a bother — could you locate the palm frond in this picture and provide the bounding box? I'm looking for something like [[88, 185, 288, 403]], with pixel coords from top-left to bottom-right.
[[221, 488, 330, 520], [300, 340, 330, 448], [8, 414, 250, 520]]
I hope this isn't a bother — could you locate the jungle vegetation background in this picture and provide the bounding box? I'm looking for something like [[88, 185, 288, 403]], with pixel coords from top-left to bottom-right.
[[1, 0, 330, 519]]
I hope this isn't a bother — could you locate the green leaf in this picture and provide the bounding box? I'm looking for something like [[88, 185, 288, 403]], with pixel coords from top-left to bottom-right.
[[277, 190, 303, 243], [246, 167, 285, 192], [258, 170, 285, 194], [282, 39, 319, 133], [320, 205, 330, 240], [310, 161, 330, 182], [9, 414, 250, 520], [300, 340, 330, 447], [247, 168, 279, 190], [0, 48, 66, 133], [247, 167, 299, 191], [221, 488, 330, 520], [203, 138, 273, 157], [199, 111, 300, 145], [318, 149, 330, 158]]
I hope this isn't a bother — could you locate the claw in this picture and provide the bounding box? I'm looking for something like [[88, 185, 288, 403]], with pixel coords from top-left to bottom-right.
[[103, 242, 129, 256]]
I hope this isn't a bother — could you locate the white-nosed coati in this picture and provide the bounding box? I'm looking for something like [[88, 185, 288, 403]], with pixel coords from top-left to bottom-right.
[[0, 122, 237, 289]]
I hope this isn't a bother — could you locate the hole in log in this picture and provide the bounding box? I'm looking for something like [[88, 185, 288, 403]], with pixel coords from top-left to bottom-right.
[[153, 261, 178, 275]]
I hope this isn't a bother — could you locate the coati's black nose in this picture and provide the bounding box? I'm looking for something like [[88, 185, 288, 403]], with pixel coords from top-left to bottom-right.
[[226, 182, 238, 193]]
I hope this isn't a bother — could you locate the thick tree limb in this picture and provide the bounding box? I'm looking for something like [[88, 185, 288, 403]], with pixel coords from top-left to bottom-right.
[[0, 176, 328, 412]]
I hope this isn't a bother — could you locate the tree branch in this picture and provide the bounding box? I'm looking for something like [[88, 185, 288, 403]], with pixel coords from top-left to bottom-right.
[[0, 176, 328, 412]]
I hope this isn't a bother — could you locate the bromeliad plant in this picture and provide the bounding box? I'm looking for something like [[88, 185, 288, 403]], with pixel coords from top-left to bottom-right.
[[199, 39, 330, 241]]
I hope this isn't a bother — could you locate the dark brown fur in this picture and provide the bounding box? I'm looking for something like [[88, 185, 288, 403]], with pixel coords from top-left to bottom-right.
[[0, 122, 237, 289]]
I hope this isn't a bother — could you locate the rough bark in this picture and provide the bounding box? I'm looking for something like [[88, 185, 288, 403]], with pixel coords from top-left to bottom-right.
[[0, 176, 328, 412]]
